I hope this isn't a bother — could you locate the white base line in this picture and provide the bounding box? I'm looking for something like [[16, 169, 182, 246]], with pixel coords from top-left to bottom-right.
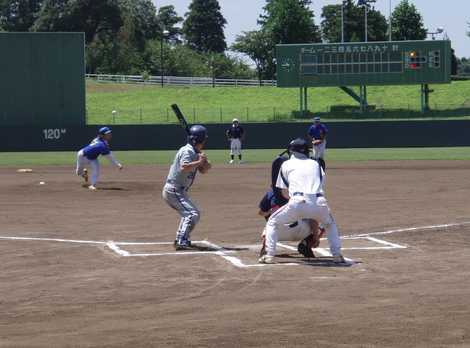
[[344, 221, 470, 239], [106, 241, 130, 256], [366, 236, 407, 249], [0, 236, 106, 245], [278, 242, 356, 264]]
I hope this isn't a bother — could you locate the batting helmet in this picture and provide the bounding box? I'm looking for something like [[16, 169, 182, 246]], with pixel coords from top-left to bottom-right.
[[188, 125, 208, 145], [288, 138, 310, 156]]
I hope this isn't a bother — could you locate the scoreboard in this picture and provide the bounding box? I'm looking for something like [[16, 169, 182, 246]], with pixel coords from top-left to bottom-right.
[[276, 40, 451, 88]]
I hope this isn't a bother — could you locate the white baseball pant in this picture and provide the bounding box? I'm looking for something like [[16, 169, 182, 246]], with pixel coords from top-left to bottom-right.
[[262, 220, 312, 242], [265, 194, 341, 257], [313, 141, 326, 159], [76, 150, 100, 186], [230, 138, 242, 156]]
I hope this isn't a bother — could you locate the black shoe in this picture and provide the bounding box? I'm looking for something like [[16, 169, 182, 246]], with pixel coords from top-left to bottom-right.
[[297, 240, 315, 258], [174, 239, 191, 249], [175, 243, 190, 251]]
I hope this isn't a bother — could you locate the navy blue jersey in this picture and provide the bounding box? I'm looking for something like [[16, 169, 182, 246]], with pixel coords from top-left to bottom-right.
[[226, 125, 244, 139], [308, 123, 328, 140], [81, 138, 111, 160]]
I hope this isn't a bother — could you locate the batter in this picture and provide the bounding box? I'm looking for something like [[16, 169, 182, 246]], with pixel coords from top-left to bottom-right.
[[162, 125, 211, 250]]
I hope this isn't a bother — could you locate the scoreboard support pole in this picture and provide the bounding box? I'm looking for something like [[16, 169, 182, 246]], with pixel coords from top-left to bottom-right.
[[421, 84, 431, 113], [340, 86, 369, 113], [299, 86, 309, 117], [360, 85, 368, 113]]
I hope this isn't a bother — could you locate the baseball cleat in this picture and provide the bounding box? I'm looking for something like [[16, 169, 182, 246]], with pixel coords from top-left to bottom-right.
[[258, 255, 275, 264], [82, 168, 89, 184], [333, 255, 346, 264], [88, 185, 97, 191], [174, 240, 191, 248]]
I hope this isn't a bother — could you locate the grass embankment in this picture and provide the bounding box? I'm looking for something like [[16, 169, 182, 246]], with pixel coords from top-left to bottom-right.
[[2, 147, 470, 166], [86, 80, 470, 124]]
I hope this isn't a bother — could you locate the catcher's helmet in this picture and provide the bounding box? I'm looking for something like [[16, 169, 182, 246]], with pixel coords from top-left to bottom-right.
[[188, 125, 208, 145], [288, 138, 309, 156]]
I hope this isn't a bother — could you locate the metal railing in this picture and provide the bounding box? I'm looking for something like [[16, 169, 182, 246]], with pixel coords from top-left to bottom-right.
[[86, 74, 277, 87]]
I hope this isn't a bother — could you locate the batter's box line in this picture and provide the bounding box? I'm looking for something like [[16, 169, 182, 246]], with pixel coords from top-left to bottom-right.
[[106, 240, 299, 268]]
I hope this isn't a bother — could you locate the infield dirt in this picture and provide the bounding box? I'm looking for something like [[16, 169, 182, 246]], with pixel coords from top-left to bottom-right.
[[1, 161, 469, 347]]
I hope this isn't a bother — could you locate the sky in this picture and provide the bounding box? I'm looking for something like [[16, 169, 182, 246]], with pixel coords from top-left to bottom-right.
[[155, 0, 470, 58]]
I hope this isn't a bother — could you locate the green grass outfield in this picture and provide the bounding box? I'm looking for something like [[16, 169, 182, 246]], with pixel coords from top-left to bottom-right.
[[2, 147, 470, 166], [86, 80, 470, 124]]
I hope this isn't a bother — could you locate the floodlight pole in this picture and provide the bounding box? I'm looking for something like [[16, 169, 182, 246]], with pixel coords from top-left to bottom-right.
[[160, 30, 169, 88], [341, 1, 345, 43], [364, 5, 368, 42], [389, 0, 392, 41]]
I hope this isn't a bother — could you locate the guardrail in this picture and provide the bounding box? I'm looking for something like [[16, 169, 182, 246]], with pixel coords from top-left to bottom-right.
[[86, 74, 277, 87]]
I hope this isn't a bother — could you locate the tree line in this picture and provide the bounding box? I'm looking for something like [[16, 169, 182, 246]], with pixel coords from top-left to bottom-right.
[[0, 0, 458, 79]]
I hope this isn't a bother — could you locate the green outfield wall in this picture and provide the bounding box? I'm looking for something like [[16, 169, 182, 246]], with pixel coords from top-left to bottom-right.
[[0, 32, 86, 127], [1, 120, 469, 152]]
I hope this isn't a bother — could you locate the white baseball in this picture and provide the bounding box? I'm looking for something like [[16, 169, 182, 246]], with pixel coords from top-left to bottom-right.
[[39, 181, 45, 185]]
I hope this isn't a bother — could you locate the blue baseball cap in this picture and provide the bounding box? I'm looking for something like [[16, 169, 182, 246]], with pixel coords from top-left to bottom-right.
[[99, 126, 112, 135]]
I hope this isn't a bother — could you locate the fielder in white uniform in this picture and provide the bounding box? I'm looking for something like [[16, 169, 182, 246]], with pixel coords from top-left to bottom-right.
[[259, 138, 344, 264]]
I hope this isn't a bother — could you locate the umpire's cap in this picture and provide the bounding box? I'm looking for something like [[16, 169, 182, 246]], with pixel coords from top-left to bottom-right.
[[288, 138, 310, 156], [99, 126, 112, 135], [188, 125, 208, 145]]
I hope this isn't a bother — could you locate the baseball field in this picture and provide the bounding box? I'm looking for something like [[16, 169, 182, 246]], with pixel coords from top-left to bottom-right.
[[1, 148, 469, 347]]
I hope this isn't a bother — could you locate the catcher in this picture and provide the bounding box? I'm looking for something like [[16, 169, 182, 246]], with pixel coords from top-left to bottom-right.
[[258, 153, 324, 258]]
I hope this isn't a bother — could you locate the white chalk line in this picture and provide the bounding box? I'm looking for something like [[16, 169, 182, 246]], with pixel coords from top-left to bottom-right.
[[277, 242, 357, 264], [2, 220, 467, 268], [344, 221, 470, 239], [0, 235, 106, 245]]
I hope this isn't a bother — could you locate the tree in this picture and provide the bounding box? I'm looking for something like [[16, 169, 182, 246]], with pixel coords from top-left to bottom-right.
[[260, 0, 321, 44], [0, 0, 42, 31], [33, 0, 123, 44], [321, 0, 387, 43], [182, 0, 226, 53], [231, 30, 273, 82], [390, 0, 426, 41], [120, 0, 159, 50], [157, 5, 182, 44]]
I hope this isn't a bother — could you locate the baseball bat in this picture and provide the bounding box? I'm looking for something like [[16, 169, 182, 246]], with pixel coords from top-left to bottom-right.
[[171, 104, 190, 134]]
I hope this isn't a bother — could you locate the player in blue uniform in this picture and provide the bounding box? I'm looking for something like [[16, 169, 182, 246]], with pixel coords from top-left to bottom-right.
[[226, 118, 245, 164], [76, 127, 123, 190], [307, 116, 328, 170]]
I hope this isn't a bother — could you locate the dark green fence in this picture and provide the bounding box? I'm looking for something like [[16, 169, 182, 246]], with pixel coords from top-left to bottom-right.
[[0, 32, 86, 127], [1, 120, 470, 151]]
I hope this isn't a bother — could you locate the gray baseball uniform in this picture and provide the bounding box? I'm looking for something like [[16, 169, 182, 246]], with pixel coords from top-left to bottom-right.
[[162, 143, 201, 246]]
